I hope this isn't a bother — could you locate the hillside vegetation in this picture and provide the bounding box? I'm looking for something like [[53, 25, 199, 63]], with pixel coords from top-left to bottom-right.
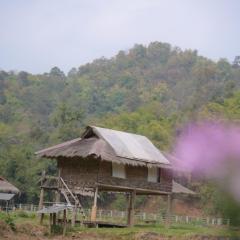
[[1, 42, 240, 217]]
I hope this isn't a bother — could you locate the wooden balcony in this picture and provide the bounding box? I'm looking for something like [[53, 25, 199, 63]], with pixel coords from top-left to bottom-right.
[[57, 176, 172, 196], [96, 177, 172, 195]]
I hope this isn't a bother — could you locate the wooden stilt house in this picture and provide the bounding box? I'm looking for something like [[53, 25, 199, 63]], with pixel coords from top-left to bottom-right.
[[36, 126, 173, 226]]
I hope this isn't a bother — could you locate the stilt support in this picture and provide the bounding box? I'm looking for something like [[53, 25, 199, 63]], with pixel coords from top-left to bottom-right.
[[90, 186, 98, 222], [49, 213, 53, 235], [39, 187, 45, 224], [127, 190, 136, 227], [55, 190, 61, 220], [53, 213, 57, 226], [63, 209, 67, 236], [71, 204, 77, 227], [166, 194, 172, 226], [40, 213, 44, 225], [38, 188, 44, 210]]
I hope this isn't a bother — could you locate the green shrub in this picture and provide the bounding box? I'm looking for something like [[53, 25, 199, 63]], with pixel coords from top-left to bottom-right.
[[16, 210, 29, 218], [52, 225, 63, 234], [0, 212, 16, 231], [4, 215, 16, 231]]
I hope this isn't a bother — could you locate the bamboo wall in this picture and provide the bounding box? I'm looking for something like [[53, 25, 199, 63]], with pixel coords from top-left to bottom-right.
[[57, 157, 172, 193]]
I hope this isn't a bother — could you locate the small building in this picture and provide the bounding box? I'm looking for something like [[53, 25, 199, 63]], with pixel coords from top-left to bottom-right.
[[36, 126, 176, 226], [0, 176, 20, 210]]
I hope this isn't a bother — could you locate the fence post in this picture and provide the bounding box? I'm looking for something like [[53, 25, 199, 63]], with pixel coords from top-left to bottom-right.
[[227, 219, 230, 226]]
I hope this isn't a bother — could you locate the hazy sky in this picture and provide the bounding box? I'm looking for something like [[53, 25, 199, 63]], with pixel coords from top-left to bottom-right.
[[0, 0, 239, 74]]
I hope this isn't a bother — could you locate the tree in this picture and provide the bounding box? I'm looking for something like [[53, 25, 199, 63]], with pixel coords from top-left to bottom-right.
[[49, 66, 65, 79], [233, 56, 240, 68]]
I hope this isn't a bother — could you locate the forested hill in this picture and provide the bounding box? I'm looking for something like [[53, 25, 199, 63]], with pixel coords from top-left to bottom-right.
[[1, 42, 240, 202]]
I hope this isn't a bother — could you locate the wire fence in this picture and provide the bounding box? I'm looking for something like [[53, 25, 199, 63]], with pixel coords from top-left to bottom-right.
[[2, 203, 230, 226]]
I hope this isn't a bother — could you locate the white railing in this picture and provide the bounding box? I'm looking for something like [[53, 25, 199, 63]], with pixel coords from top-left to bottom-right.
[[2, 204, 230, 226]]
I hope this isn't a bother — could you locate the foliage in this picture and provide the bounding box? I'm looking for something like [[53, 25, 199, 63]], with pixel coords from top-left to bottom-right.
[[199, 183, 240, 226], [16, 210, 30, 218], [0, 42, 240, 221], [0, 212, 16, 231]]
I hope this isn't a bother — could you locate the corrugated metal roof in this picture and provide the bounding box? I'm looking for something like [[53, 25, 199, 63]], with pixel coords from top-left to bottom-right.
[[92, 126, 170, 165], [172, 181, 195, 195], [36, 126, 171, 168], [0, 193, 15, 201]]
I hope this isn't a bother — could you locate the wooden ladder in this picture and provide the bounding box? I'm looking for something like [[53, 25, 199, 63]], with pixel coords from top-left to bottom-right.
[[59, 177, 85, 218]]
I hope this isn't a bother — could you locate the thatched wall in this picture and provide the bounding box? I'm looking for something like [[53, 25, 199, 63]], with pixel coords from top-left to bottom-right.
[[58, 157, 172, 194]]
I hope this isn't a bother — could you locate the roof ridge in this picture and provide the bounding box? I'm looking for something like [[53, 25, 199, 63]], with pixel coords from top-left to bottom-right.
[[90, 125, 148, 138], [35, 137, 82, 155]]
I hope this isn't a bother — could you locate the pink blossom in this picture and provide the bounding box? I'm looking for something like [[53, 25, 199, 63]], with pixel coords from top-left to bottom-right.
[[174, 122, 240, 201]]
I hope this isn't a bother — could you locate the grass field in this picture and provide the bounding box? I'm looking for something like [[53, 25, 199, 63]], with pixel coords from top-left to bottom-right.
[[72, 224, 240, 239], [0, 210, 239, 239]]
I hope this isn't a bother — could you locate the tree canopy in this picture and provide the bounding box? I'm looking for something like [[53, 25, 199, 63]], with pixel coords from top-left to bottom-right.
[[0, 42, 240, 221]]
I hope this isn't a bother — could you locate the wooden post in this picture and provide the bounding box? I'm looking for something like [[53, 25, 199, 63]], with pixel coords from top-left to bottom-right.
[[38, 188, 44, 210], [56, 169, 61, 205], [127, 190, 136, 227], [90, 186, 98, 222], [39, 188, 45, 224], [63, 209, 67, 236], [55, 190, 61, 204], [39, 171, 46, 224], [166, 194, 172, 226], [49, 213, 53, 235], [71, 204, 77, 227], [40, 213, 45, 225], [55, 190, 61, 221], [53, 213, 57, 226]]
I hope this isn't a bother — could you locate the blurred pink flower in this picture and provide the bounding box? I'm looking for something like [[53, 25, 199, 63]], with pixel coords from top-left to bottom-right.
[[174, 122, 240, 201]]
